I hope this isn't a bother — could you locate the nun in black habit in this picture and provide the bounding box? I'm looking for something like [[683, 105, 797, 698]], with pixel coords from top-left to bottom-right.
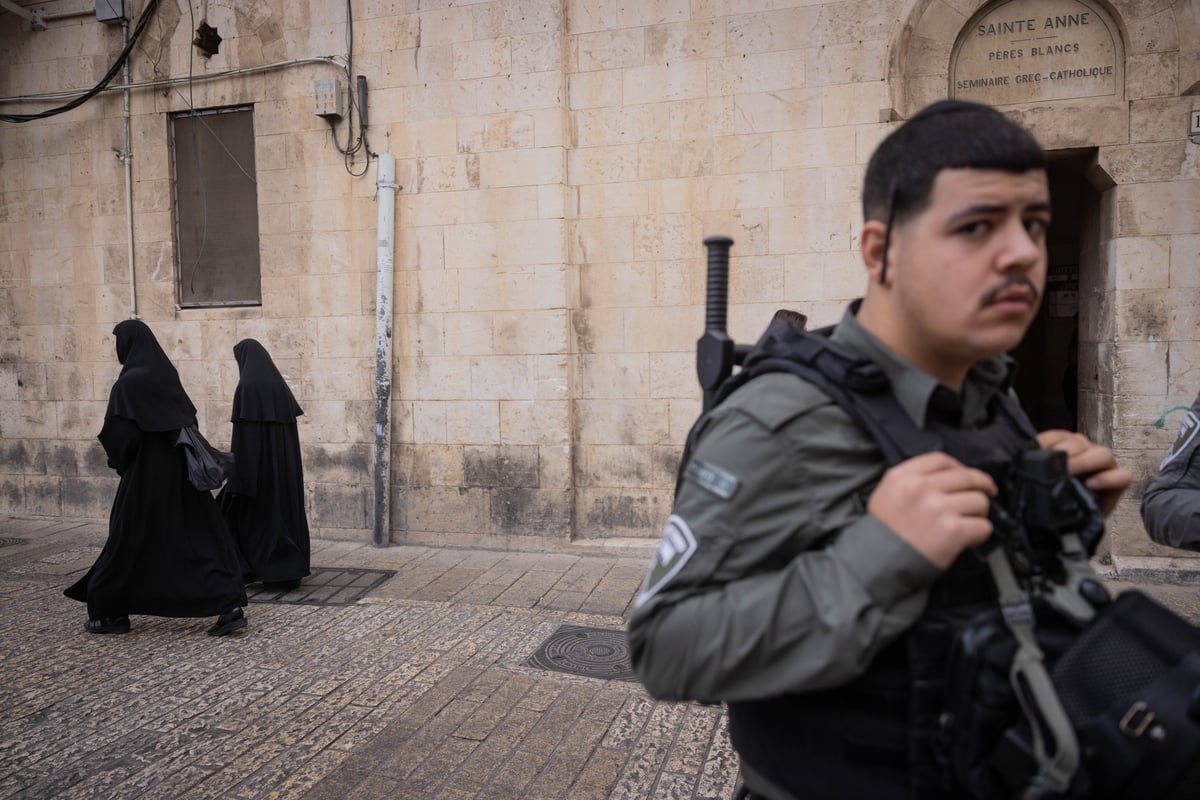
[[64, 320, 248, 636], [217, 339, 310, 589]]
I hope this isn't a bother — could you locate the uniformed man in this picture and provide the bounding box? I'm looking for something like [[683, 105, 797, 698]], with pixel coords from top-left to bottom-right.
[[626, 101, 1132, 800], [1141, 391, 1200, 550]]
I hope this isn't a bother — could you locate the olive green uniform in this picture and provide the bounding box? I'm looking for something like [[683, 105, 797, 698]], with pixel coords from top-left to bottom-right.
[[1141, 391, 1200, 550], [627, 306, 1013, 745]]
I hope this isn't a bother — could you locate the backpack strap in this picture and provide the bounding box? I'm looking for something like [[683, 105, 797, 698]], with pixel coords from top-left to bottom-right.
[[984, 539, 1082, 795], [714, 323, 943, 466], [674, 322, 934, 497]]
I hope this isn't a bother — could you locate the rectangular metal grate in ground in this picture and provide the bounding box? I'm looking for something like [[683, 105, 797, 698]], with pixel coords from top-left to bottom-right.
[[525, 624, 638, 682], [0, 538, 28, 548], [246, 567, 396, 606]]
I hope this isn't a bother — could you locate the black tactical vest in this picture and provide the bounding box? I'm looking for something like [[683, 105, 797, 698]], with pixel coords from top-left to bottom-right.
[[701, 321, 1042, 800]]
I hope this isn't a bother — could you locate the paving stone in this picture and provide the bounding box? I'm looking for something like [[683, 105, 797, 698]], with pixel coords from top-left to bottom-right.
[[601, 693, 657, 750], [608, 735, 672, 799], [573, 745, 631, 796], [404, 736, 479, 793], [664, 704, 725, 775], [485, 747, 548, 796], [0, 515, 743, 800]]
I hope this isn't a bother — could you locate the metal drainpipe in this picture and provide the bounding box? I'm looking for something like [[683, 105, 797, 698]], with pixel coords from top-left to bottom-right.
[[120, 17, 137, 318], [372, 154, 398, 547]]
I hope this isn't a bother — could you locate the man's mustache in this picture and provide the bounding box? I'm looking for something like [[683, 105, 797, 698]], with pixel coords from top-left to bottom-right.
[[980, 275, 1040, 309]]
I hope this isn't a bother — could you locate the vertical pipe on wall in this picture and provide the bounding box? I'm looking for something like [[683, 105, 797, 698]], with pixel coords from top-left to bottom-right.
[[372, 154, 398, 547], [121, 17, 138, 318]]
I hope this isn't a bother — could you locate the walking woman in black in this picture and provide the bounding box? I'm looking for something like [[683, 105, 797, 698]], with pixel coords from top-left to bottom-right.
[[65, 320, 247, 636], [218, 339, 310, 590]]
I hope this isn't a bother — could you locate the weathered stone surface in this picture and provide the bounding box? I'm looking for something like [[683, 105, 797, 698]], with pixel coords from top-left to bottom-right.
[[1, 0, 1195, 559]]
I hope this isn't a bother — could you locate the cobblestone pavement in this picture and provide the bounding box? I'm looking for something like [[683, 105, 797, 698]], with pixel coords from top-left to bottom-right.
[[4, 516, 1199, 800], [0, 516, 738, 800]]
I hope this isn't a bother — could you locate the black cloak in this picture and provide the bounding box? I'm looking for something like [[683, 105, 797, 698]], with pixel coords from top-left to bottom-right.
[[64, 320, 247, 619], [217, 339, 310, 584]]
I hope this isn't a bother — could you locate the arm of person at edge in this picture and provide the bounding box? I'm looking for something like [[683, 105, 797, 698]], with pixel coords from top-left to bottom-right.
[[98, 415, 142, 475], [626, 373, 997, 705], [1138, 393, 1200, 550], [1034, 429, 1132, 517]]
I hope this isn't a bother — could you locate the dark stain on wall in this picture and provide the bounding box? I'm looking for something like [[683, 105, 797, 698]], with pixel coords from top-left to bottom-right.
[[584, 494, 661, 533], [61, 478, 115, 517], [310, 483, 369, 529], [0, 440, 35, 471], [304, 444, 371, 480], [45, 442, 106, 477], [572, 310, 594, 353], [491, 488, 571, 536], [0, 477, 21, 510], [25, 478, 61, 515], [464, 446, 539, 488], [1125, 292, 1167, 340], [387, 484, 409, 533], [652, 445, 684, 486]]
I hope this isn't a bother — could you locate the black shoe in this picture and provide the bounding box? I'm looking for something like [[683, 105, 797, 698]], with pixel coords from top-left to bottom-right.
[[85, 616, 130, 634], [207, 607, 247, 637]]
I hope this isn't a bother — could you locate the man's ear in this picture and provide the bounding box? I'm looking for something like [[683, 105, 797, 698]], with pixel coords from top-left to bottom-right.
[[860, 220, 889, 286]]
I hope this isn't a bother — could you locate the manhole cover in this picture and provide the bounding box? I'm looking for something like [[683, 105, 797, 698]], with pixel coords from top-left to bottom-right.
[[0, 538, 27, 548], [246, 567, 396, 606], [526, 624, 637, 682]]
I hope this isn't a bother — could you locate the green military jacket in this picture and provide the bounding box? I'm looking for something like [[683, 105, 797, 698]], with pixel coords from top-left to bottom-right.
[[626, 307, 1013, 704]]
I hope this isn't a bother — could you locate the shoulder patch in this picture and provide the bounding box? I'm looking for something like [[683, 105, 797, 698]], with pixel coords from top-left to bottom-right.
[[634, 515, 698, 608], [1161, 411, 1200, 469], [684, 458, 740, 500]]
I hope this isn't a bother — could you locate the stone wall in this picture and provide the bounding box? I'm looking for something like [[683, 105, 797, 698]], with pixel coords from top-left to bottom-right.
[[1, 0, 1198, 558]]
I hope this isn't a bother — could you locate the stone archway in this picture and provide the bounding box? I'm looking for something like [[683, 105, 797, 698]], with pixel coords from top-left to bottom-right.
[[888, 0, 1131, 143]]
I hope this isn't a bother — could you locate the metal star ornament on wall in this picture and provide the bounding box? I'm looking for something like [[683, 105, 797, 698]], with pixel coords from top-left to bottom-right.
[[193, 21, 222, 58]]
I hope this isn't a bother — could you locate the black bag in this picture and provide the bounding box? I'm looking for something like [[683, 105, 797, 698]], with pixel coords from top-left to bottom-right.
[[175, 425, 234, 491], [942, 590, 1200, 799]]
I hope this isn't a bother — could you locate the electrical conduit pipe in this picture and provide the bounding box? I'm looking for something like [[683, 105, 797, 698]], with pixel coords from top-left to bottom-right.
[[372, 154, 398, 547]]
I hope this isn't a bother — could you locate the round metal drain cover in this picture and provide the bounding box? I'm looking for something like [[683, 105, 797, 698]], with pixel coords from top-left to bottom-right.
[[526, 624, 636, 681]]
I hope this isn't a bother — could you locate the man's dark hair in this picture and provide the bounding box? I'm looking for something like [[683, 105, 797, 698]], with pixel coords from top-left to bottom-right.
[[862, 100, 1046, 227]]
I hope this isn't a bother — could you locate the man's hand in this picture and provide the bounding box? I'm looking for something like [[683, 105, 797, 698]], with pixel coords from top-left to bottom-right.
[[867, 452, 998, 569], [1036, 430, 1132, 516]]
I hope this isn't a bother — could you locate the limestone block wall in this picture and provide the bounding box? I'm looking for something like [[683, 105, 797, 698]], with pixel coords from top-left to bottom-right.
[[1091, 2, 1200, 561], [566, 0, 891, 537], [1, 0, 1198, 556]]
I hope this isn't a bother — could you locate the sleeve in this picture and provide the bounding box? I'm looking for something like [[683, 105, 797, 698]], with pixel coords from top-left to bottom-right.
[[97, 415, 142, 475], [626, 392, 941, 704], [1141, 395, 1200, 550]]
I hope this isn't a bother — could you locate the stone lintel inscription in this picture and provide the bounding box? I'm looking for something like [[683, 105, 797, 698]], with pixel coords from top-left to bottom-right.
[[951, 0, 1120, 106]]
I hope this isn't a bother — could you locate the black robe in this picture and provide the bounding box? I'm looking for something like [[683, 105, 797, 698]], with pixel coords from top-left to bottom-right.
[[65, 320, 247, 619], [217, 339, 310, 584]]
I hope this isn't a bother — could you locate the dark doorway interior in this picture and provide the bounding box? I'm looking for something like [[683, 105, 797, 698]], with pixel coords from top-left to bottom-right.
[[1010, 153, 1095, 432]]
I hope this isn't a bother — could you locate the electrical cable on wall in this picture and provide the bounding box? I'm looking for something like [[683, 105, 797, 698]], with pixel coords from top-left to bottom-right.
[[183, 0, 208, 296], [0, 58, 347, 105], [0, 0, 160, 123], [2, 0, 371, 180], [327, 0, 374, 177]]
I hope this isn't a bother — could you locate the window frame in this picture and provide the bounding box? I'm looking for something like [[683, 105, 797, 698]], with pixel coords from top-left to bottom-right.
[[168, 104, 262, 309]]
